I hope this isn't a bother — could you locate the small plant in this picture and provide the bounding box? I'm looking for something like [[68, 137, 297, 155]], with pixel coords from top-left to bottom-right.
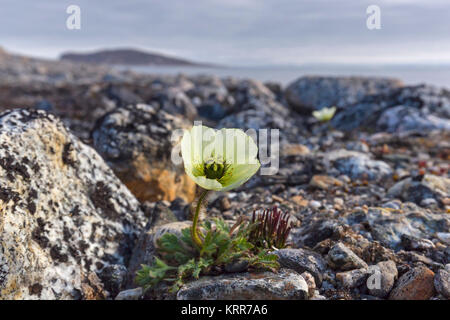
[[248, 206, 293, 249], [312, 106, 337, 122], [136, 218, 279, 292], [136, 125, 279, 292]]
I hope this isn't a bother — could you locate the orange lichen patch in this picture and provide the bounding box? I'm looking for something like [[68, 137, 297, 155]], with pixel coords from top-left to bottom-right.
[[117, 154, 196, 203]]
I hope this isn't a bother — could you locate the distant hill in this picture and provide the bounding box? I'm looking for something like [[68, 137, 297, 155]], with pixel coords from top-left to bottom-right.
[[60, 48, 207, 66]]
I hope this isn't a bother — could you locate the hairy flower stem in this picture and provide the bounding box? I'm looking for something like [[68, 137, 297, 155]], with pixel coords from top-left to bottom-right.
[[192, 190, 209, 248]]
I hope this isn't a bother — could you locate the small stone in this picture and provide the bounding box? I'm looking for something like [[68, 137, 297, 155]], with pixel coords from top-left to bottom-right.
[[300, 271, 316, 297], [436, 232, 450, 245], [282, 144, 310, 156], [434, 268, 450, 299], [389, 266, 435, 300], [336, 268, 369, 289], [310, 175, 343, 190], [334, 198, 344, 210], [222, 211, 234, 220], [310, 291, 327, 300], [221, 196, 231, 211], [290, 195, 309, 207], [381, 200, 402, 210], [115, 287, 143, 300], [309, 200, 322, 210], [327, 242, 369, 271], [420, 198, 437, 207], [224, 260, 249, 273]]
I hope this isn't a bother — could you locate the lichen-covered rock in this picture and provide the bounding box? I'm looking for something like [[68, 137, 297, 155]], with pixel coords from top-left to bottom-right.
[[115, 287, 143, 300], [367, 206, 450, 250], [92, 103, 196, 203], [323, 149, 392, 181], [367, 260, 398, 298], [327, 242, 369, 271], [332, 84, 450, 132], [176, 269, 309, 300], [434, 266, 450, 299], [285, 76, 402, 113], [387, 174, 450, 206], [0, 109, 146, 299], [274, 248, 327, 286], [389, 266, 435, 300], [376, 105, 450, 133], [336, 268, 369, 289]]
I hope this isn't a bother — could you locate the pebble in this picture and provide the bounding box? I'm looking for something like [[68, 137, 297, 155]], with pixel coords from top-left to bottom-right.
[[309, 200, 322, 209], [309, 175, 343, 190], [300, 272, 316, 297], [436, 232, 450, 245], [115, 287, 143, 300], [327, 242, 369, 271]]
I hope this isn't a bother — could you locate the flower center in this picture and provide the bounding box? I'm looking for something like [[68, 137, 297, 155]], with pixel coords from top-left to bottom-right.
[[203, 160, 229, 180]]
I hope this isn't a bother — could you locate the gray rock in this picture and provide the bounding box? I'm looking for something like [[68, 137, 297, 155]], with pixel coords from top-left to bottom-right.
[[387, 174, 449, 206], [420, 198, 438, 208], [285, 76, 401, 113], [115, 287, 143, 300], [290, 218, 344, 248], [327, 243, 369, 271], [336, 268, 369, 289], [99, 264, 128, 297], [324, 149, 392, 180], [434, 268, 450, 298], [436, 232, 450, 245], [367, 206, 450, 250], [377, 105, 450, 133], [224, 260, 249, 273], [332, 84, 450, 132], [176, 269, 309, 300], [152, 87, 198, 120], [274, 248, 327, 286], [300, 272, 316, 297], [367, 260, 398, 298], [0, 109, 145, 299], [401, 234, 435, 251]]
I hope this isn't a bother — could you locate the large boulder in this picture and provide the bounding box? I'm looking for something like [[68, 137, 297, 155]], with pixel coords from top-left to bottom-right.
[[92, 103, 196, 203], [285, 76, 402, 114], [376, 105, 450, 133], [332, 84, 450, 132], [0, 109, 146, 299]]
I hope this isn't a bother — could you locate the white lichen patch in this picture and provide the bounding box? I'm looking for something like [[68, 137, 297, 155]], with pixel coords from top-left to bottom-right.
[[0, 109, 146, 299]]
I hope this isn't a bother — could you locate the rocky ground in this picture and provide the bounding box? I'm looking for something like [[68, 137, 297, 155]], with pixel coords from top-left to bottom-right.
[[0, 49, 448, 300]]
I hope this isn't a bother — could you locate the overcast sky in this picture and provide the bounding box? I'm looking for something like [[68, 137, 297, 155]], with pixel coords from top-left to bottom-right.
[[1, 0, 450, 65]]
